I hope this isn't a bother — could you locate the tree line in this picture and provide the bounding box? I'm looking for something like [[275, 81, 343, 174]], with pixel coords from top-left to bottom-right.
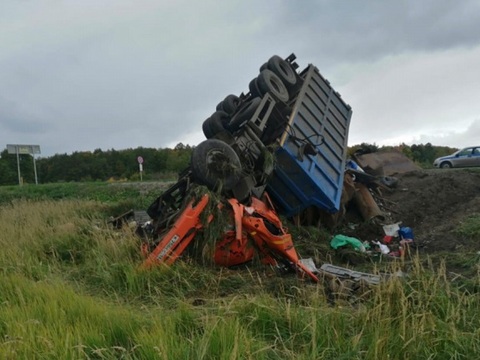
[[0, 143, 192, 185], [0, 142, 458, 186]]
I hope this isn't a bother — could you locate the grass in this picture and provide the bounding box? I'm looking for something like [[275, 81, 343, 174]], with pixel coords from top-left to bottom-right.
[[0, 188, 479, 358], [0, 181, 170, 209], [455, 213, 480, 239]]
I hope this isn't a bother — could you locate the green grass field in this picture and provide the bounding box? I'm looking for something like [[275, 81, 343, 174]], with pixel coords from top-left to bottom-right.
[[0, 183, 479, 359]]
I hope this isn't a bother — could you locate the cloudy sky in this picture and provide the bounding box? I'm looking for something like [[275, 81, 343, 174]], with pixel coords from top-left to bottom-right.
[[1, 0, 480, 157]]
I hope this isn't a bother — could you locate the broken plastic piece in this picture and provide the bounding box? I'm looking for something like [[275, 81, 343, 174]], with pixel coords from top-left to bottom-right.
[[382, 222, 401, 237]]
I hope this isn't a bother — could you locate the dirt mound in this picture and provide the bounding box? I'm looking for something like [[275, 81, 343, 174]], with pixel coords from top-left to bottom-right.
[[343, 168, 480, 253]]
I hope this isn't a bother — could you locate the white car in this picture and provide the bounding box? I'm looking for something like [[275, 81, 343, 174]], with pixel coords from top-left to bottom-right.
[[433, 146, 480, 168]]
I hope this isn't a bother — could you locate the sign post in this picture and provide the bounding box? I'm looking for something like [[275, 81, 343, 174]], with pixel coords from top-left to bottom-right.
[[6, 144, 41, 185], [137, 156, 144, 182]]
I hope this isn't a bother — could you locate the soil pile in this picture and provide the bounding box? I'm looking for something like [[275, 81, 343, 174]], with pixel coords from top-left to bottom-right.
[[343, 168, 480, 253]]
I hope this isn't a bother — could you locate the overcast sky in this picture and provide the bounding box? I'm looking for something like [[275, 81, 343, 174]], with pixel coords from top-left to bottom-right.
[[1, 0, 480, 157]]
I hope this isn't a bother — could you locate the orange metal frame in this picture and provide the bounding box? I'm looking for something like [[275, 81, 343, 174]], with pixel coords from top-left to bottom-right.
[[143, 193, 318, 282]]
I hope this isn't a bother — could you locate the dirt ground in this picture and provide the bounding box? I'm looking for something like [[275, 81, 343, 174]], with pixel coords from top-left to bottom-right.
[[341, 168, 480, 254]]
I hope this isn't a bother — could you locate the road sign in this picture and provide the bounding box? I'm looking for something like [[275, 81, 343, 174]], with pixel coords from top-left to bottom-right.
[[6, 144, 41, 185], [7, 144, 41, 155], [137, 156, 144, 164]]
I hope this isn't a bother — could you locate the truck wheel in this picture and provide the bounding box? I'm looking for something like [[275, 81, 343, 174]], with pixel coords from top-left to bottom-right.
[[221, 94, 240, 115], [202, 118, 214, 139], [229, 97, 262, 131], [191, 139, 242, 191], [249, 78, 261, 98], [257, 69, 289, 103], [440, 162, 452, 169], [267, 55, 297, 87], [202, 112, 228, 139], [211, 110, 230, 128]]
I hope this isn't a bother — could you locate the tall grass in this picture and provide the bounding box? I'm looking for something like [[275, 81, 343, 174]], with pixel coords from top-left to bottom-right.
[[0, 199, 479, 358]]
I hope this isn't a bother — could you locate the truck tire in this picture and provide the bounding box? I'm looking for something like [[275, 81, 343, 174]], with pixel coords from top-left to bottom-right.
[[221, 94, 240, 115], [191, 139, 242, 191], [257, 69, 289, 103], [202, 118, 214, 139], [249, 78, 261, 98], [211, 110, 230, 128], [202, 111, 229, 139], [259, 62, 268, 72], [229, 97, 262, 131], [267, 55, 297, 87]]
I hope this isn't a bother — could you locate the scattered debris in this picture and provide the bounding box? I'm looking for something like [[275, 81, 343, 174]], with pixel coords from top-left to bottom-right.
[[372, 240, 390, 255], [382, 222, 401, 237], [318, 264, 382, 286], [330, 234, 368, 253]]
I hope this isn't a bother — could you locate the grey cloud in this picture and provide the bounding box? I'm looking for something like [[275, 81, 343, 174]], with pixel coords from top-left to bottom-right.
[[0, 98, 52, 134], [416, 118, 480, 148], [273, 0, 480, 67], [1, 0, 480, 156]]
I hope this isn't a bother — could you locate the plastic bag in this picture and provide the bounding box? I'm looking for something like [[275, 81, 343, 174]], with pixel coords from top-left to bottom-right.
[[330, 235, 366, 252], [373, 240, 390, 254], [382, 222, 401, 237], [398, 226, 414, 240]]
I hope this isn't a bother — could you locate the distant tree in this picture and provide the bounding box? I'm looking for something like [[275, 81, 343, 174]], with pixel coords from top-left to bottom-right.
[[395, 143, 413, 159], [410, 143, 437, 165], [165, 146, 192, 173], [174, 142, 186, 150], [32, 145, 194, 183], [0, 150, 17, 185]]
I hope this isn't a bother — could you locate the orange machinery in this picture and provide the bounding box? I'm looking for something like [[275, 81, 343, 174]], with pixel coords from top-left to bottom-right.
[[143, 192, 319, 283]]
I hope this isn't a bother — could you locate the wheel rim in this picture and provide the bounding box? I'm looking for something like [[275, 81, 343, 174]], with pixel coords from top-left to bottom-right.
[[257, 70, 289, 103], [268, 55, 297, 86], [192, 140, 242, 191], [206, 149, 232, 173]]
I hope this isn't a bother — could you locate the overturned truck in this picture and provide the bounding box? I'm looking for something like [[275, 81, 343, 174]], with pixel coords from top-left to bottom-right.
[[143, 54, 352, 282]]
